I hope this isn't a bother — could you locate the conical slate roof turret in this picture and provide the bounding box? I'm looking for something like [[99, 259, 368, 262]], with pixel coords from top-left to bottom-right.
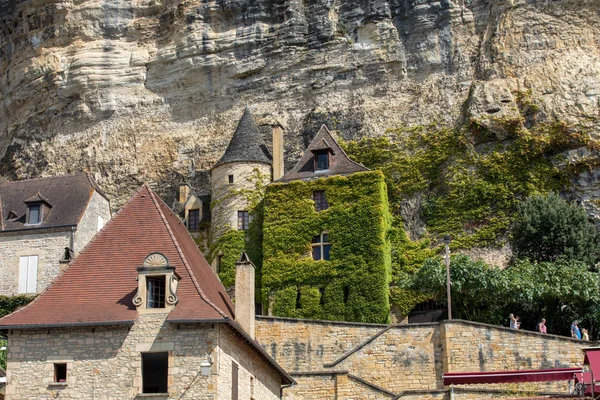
[[214, 108, 272, 168]]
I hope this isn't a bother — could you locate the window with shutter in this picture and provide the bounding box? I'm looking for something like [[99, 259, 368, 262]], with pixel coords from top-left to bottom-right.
[[18, 255, 38, 293]]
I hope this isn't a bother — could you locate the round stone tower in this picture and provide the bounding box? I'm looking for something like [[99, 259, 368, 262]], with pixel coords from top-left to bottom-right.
[[210, 108, 272, 241]]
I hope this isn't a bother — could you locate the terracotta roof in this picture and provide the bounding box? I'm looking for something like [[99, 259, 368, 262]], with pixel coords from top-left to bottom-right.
[[0, 183, 294, 385], [0, 173, 107, 232], [276, 125, 368, 182], [0, 184, 234, 328], [213, 108, 272, 168]]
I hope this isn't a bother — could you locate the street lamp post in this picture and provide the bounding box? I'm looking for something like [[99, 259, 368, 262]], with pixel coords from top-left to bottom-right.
[[444, 235, 452, 320]]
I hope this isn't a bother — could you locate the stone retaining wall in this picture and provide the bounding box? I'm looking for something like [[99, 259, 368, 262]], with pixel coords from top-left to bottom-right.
[[255, 317, 592, 399]]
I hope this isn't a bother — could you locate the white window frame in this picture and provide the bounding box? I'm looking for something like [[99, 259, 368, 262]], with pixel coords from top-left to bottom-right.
[[19, 255, 38, 293]]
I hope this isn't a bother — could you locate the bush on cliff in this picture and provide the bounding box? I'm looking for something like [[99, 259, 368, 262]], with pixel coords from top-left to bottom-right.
[[510, 192, 600, 265]]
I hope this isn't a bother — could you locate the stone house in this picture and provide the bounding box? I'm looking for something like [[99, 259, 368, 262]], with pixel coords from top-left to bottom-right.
[[0, 184, 293, 399], [203, 110, 392, 323], [261, 126, 392, 323], [0, 173, 111, 296]]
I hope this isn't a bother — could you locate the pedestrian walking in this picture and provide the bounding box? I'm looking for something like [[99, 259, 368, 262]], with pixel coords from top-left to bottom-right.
[[571, 320, 581, 340], [536, 318, 547, 334]]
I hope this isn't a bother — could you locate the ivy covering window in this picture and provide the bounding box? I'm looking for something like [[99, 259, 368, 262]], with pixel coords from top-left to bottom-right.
[[237, 211, 249, 231], [312, 232, 331, 260], [313, 190, 329, 211]]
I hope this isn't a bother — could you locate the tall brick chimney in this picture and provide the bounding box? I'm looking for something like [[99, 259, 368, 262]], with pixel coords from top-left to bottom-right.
[[235, 252, 255, 338], [272, 124, 284, 180]]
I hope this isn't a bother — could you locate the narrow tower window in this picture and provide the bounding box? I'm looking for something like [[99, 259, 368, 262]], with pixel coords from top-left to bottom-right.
[[238, 211, 249, 231], [228, 174, 234, 184]]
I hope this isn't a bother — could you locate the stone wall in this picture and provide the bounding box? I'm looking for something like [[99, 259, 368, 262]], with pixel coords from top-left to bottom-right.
[[73, 191, 112, 253], [255, 317, 591, 399], [0, 190, 111, 296], [210, 162, 271, 240], [218, 324, 281, 400], [4, 315, 281, 399], [0, 230, 70, 296]]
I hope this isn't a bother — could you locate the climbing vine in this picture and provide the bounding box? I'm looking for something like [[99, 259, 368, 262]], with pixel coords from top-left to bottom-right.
[[0, 294, 35, 370], [262, 171, 392, 323], [344, 118, 597, 249], [208, 168, 270, 288]]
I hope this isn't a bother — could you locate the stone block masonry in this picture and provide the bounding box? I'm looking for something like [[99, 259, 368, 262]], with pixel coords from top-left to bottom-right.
[[0, 231, 70, 296], [255, 317, 592, 399], [73, 191, 112, 253], [5, 315, 281, 399]]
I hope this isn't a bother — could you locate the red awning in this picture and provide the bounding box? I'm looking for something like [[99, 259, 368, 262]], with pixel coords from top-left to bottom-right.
[[584, 347, 600, 377], [443, 368, 583, 385]]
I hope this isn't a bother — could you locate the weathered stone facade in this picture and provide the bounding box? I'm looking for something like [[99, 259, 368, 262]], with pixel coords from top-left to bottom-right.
[[255, 317, 592, 399], [72, 191, 112, 253], [4, 314, 281, 400], [0, 189, 111, 296], [0, 230, 70, 296], [210, 162, 271, 239]]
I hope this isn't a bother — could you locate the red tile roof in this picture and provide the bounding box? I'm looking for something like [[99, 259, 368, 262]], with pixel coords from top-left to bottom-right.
[[0, 183, 234, 328]]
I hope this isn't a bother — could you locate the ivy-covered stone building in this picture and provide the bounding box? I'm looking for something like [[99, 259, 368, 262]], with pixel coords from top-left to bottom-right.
[[206, 111, 392, 324], [261, 126, 392, 323]]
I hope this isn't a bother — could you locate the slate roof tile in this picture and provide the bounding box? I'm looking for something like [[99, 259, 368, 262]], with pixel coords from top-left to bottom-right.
[[0, 173, 107, 231], [214, 108, 272, 167], [276, 125, 368, 182]]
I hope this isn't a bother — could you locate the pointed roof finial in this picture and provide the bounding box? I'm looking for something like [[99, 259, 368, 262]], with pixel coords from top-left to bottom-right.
[[214, 108, 272, 168]]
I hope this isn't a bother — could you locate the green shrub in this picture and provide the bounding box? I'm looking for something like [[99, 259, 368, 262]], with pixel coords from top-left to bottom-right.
[[511, 193, 600, 264]]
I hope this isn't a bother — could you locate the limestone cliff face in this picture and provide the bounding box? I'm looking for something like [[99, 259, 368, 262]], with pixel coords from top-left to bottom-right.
[[0, 0, 599, 208]]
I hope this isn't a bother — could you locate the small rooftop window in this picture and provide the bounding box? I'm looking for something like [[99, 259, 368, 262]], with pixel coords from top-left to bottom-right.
[[147, 276, 166, 309], [314, 152, 329, 171], [28, 204, 41, 224]]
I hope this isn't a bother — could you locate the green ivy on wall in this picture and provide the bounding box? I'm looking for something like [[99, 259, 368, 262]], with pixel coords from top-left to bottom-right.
[[343, 119, 597, 249], [262, 171, 392, 323], [0, 294, 35, 370], [207, 229, 246, 288]]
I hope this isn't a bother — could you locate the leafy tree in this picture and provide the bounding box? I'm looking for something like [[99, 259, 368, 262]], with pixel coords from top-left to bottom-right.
[[410, 255, 508, 324], [409, 255, 600, 337], [510, 193, 600, 265], [503, 259, 600, 337]]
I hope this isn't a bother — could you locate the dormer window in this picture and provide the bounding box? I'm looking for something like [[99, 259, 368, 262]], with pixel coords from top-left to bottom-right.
[[147, 276, 166, 308], [24, 192, 51, 225], [314, 152, 329, 171], [28, 204, 41, 224], [133, 253, 179, 312]]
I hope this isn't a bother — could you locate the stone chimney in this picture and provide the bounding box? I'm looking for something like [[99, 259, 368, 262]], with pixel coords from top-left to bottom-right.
[[235, 252, 255, 339], [272, 124, 284, 180], [179, 184, 189, 203]]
